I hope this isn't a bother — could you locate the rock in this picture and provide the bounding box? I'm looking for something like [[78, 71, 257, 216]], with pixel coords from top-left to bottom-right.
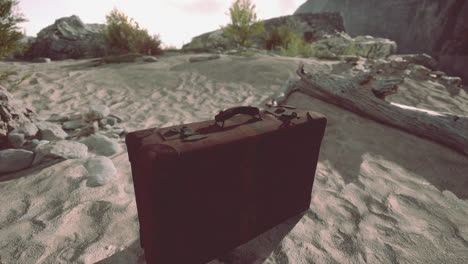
[[32, 57, 51, 63], [104, 117, 117, 126], [432, 71, 447, 78], [22, 139, 49, 151], [32, 140, 88, 166], [189, 55, 221, 63], [0, 149, 34, 174], [98, 131, 120, 139], [390, 54, 438, 70], [441, 76, 462, 86], [371, 58, 410, 74], [295, 1, 468, 83], [108, 114, 123, 123], [79, 134, 122, 156], [0, 85, 36, 150], [7, 133, 25, 148], [408, 64, 432, 80], [47, 113, 70, 122], [11, 122, 39, 138], [63, 120, 86, 130], [26, 15, 114, 60], [84, 104, 110, 121], [352, 36, 397, 59], [85, 156, 117, 187], [36, 121, 68, 141], [143, 56, 158, 62], [183, 13, 344, 51], [310, 32, 396, 59]]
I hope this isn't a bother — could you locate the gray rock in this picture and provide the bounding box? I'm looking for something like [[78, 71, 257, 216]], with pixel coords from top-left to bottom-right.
[[352, 36, 397, 59], [7, 133, 25, 148], [63, 120, 86, 130], [47, 113, 70, 122], [84, 104, 110, 121], [409, 64, 432, 79], [0, 85, 35, 149], [441, 76, 462, 86], [27, 15, 114, 60], [85, 156, 117, 187], [32, 140, 88, 166], [98, 131, 120, 139], [79, 134, 122, 156], [189, 55, 221, 63], [310, 33, 396, 59], [32, 57, 51, 63], [143, 56, 158, 62], [15, 122, 39, 137], [391, 54, 438, 70], [109, 127, 126, 136], [105, 117, 117, 126], [23, 139, 50, 151], [107, 114, 123, 123], [36, 121, 68, 141], [0, 149, 34, 174], [432, 71, 447, 78]]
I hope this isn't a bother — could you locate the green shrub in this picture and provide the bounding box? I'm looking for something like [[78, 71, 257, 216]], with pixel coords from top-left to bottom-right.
[[279, 33, 313, 58], [0, 0, 27, 58], [342, 43, 357, 56], [263, 24, 296, 50], [102, 8, 162, 55], [222, 0, 264, 48]]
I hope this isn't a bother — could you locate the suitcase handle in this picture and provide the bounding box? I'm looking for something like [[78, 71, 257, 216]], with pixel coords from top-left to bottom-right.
[[214, 106, 262, 128]]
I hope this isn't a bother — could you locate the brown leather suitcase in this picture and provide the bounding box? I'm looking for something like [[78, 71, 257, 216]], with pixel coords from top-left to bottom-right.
[[125, 105, 327, 264]]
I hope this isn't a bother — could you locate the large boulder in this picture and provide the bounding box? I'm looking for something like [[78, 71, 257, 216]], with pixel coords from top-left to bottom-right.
[[309, 32, 397, 59], [295, 0, 468, 83], [27, 15, 116, 60], [0, 85, 35, 149], [183, 13, 344, 51]]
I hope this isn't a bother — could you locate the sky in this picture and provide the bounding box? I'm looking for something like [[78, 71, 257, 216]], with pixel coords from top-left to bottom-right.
[[16, 0, 305, 48]]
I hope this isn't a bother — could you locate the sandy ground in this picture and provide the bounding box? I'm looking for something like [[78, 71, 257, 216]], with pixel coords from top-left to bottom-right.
[[0, 53, 467, 264]]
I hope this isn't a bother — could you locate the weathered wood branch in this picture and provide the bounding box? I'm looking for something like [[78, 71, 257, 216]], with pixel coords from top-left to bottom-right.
[[293, 64, 468, 156]]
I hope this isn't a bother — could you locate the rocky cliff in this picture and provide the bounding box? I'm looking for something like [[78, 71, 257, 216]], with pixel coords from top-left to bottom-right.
[[295, 0, 468, 83]]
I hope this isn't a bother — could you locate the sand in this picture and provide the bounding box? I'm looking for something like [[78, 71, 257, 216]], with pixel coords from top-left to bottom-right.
[[0, 53, 467, 264]]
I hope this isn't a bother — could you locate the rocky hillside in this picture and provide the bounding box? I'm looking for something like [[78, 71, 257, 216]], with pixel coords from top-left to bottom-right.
[[183, 13, 344, 51], [295, 0, 468, 83]]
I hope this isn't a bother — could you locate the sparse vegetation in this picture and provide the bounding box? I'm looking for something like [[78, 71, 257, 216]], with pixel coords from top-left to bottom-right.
[[0, 0, 27, 58], [0, 70, 32, 91], [279, 33, 313, 58], [263, 24, 296, 50], [101, 8, 162, 55], [222, 0, 264, 48]]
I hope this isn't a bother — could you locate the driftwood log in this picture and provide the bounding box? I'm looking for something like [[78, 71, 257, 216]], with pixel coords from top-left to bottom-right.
[[286, 64, 468, 156]]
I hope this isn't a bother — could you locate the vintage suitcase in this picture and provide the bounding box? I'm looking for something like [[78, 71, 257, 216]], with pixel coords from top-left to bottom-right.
[[125, 105, 327, 264]]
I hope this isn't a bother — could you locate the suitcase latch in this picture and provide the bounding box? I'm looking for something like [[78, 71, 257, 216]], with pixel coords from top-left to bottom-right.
[[159, 126, 208, 141], [265, 106, 300, 128]]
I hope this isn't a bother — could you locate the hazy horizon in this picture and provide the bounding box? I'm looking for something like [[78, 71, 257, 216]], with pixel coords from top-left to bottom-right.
[[17, 0, 305, 48]]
